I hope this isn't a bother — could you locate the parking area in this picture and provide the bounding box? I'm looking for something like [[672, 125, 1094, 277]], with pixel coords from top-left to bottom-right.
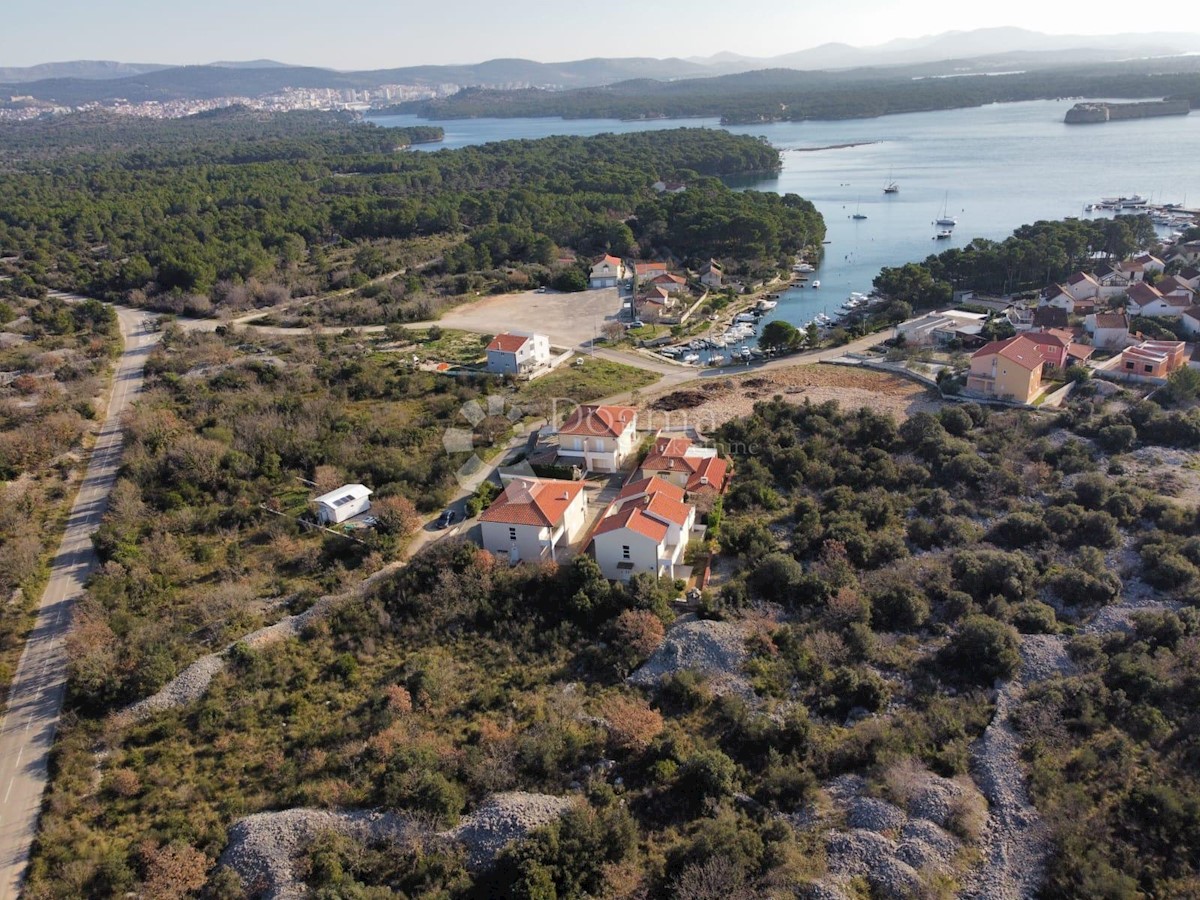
[[438, 286, 627, 349]]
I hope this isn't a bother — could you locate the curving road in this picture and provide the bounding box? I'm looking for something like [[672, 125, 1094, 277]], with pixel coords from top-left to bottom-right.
[[0, 304, 156, 900]]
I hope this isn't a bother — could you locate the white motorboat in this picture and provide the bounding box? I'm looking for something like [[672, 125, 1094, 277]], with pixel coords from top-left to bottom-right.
[[756, 299, 778, 311], [934, 229, 953, 240], [708, 354, 726, 366], [811, 280, 821, 289], [682, 353, 700, 364], [793, 262, 815, 273]]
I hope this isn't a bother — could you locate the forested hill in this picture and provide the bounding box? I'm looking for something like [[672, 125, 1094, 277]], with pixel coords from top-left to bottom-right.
[[399, 57, 1200, 123], [0, 107, 442, 162], [0, 115, 818, 309]]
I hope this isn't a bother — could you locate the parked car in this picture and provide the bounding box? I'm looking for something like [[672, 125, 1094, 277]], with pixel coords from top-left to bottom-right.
[[435, 508, 457, 529], [625, 319, 646, 329]]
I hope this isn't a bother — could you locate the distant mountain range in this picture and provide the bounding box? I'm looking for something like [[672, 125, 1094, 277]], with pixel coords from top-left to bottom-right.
[[3, 28, 1199, 104]]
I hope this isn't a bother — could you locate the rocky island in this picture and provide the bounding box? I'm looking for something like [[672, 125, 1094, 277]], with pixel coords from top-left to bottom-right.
[[1065, 98, 1190, 123]]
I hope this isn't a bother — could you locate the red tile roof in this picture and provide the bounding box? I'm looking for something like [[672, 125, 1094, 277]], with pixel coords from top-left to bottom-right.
[[1127, 282, 1164, 307], [644, 492, 693, 527], [634, 261, 668, 276], [597, 254, 622, 267], [479, 477, 583, 528], [1093, 313, 1129, 330], [593, 503, 668, 542], [972, 335, 1051, 371], [1068, 271, 1100, 287], [686, 456, 728, 493], [487, 332, 532, 353], [618, 476, 686, 504], [559, 405, 637, 439], [648, 273, 686, 285]]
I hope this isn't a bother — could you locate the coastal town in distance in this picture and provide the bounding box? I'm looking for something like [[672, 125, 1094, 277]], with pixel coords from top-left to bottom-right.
[[3, 9, 1200, 900]]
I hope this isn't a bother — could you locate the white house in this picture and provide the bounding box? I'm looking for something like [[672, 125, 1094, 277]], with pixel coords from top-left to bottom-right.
[[647, 272, 687, 294], [592, 478, 695, 581], [313, 484, 372, 524], [896, 309, 987, 346], [1168, 241, 1200, 266], [589, 254, 625, 290], [1156, 275, 1197, 305], [652, 180, 686, 194], [1178, 267, 1200, 291], [1095, 264, 1138, 299], [1134, 253, 1166, 275], [699, 260, 723, 289], [1127, 281, 1190, 318], [479, 477, 587, 564], [556, 405, 638, 473], [1116, 260, 1146, 283], [486, 331, 551, 375], [1064, 271, 1101, 302], [1181, 307, 1200, 338], [1085, 312, 1132, 350]]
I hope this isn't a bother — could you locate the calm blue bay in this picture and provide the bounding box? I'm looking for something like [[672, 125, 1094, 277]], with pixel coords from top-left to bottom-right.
[[368, 101, 1200, 329]]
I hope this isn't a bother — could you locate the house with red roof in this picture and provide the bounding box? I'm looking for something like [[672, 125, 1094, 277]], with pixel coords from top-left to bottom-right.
[[699, 260, 724, 289], [556, 404, 638, 473], [1156, 275, 1197, 306], [1127, 281, 1190, 318], [592, 477, 696, 581], [589, 254, 626, 289], [633, 261, 669, 279], [966, 334, 1058, 404], [479, 476, 588, 564], [647, 272, 688, 294], [1178, 267, 1200, 291], [639, 434, 728, 496], [1064, 271, 1101, 302], [486, 331, 551, 375], [1134, 253, 1166, 275]]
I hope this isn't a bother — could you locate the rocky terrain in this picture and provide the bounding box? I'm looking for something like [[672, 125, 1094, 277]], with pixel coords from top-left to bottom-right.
[[628, 617, 754, 698], [219, 792, 576, 899]]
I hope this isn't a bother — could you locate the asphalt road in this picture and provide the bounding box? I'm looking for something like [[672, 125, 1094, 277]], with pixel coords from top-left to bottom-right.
[[0, 305, 155, 900]]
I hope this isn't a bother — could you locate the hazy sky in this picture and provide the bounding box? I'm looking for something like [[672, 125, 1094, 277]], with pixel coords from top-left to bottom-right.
[[2, 0, 1197, 69]]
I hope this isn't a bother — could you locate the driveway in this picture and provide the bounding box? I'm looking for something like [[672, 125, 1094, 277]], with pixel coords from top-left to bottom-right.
[[0, 302, 157, 900]]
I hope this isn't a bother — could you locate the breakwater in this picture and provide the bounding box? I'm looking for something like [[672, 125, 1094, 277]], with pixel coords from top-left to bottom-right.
[[1065, 99, 1190, 124]]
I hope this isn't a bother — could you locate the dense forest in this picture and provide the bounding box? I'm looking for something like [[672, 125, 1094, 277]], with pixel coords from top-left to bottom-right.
[[0, 112, 820, 315], [399, 58, 1200, 123], [873, 215, 1162, 302]]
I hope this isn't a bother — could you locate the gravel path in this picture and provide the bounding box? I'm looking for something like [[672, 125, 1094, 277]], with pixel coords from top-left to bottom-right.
[[627, 617, 752, 698], [219, 793, 575, 898], [114, 560, 407, 726]]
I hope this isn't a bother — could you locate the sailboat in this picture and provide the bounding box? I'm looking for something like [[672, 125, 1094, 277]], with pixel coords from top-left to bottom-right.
[[935, 192, 957, 227], [883, 170, 899, 194], [851, 198, 867, 220]]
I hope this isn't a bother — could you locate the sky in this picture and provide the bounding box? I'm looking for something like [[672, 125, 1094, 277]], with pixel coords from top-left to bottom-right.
[[2, 0, 1198, 69]]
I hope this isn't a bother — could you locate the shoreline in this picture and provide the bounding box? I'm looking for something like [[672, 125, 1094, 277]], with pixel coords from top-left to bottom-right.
[[787, 141, 879, 153]]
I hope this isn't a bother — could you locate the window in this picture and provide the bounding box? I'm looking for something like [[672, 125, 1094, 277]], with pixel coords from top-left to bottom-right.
[[622, 545, 631, 559], [1145, 364, 1153, 373], [1125, 362, 1135, 370], [508, 527, 517, 542]]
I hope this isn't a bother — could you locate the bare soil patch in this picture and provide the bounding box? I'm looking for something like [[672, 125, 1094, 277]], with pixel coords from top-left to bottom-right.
[[644, 364, 940, 431]]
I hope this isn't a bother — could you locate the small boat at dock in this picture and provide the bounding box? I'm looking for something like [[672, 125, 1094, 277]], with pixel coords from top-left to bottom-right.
[[811, 280, 821, 289]]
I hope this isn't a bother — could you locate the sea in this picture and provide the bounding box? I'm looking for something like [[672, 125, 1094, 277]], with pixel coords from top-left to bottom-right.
[[367, 100, 1200, 332]]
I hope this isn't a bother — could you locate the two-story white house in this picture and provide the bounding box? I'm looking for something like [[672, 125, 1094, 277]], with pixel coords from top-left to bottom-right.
[[556, 404, 638, 473], [486, 331, 551, 376], [592, 478, 695, 581], [1178, 267, 1200, 291], [1156, 275, 1197, 306], [479, 476, 587, 564], [1084, 312, 1132, 350], [1063, 271, 1101, 302], [1095, 264, 1138, 299], [1134, 253, 1166, 275], [589, 254, 626, 290]]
